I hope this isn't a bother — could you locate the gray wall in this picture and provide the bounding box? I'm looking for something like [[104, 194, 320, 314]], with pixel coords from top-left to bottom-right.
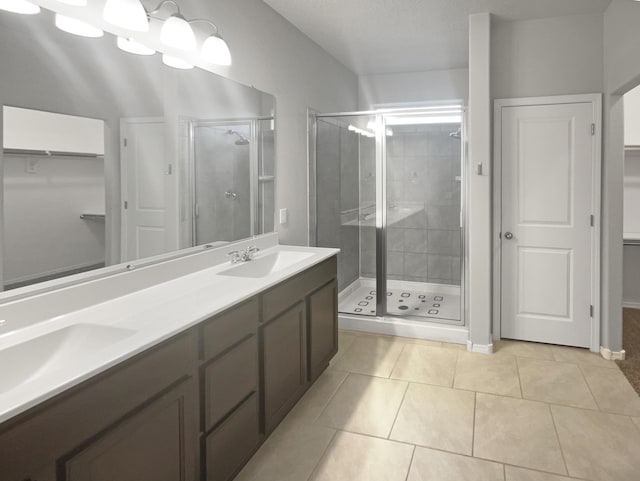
[[491, 13, 604, 99], [358, 68, 469, 109], [602, 0, 640, 351]]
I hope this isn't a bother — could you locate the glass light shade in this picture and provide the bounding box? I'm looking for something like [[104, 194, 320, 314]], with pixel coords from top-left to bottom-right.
[[57, 0, 88, 6], [117, 37, 156, 56], [162, 54, 194, 70], [201, 34, 231, 66], [0, 0, 40, 14], [161, 15, 196, 51], [103, 0, 149, 32], [55, 14, 104, 38]]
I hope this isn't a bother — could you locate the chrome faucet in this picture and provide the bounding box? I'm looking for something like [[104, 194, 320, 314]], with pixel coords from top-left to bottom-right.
[[227, 246, 260, 264]]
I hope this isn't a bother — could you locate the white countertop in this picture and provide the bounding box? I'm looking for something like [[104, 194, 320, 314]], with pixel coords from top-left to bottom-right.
[[0, 242, 339, 424]]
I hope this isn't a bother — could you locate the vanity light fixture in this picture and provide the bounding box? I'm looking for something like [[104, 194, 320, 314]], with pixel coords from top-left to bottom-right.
[[55, 13, 104, 38], [103, 0, 149, 32], [190, 19, 232, 66], [117, 37, 156, 56], [0, 0, 40, 15], [148, 0, 196, 51], [162, 54, 194, 70]]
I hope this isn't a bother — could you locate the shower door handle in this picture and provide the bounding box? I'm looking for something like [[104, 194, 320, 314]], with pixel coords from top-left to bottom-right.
[[504, 232, 513, 240]]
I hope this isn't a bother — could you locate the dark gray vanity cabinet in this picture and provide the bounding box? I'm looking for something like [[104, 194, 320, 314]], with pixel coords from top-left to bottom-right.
[[62, 377, 198, 481], [308, 280, 339, 382], [0, 330, 200, 481], [260, 256, 338, 434], [0, 254, 338, 481], [200, 299, 261, 481]]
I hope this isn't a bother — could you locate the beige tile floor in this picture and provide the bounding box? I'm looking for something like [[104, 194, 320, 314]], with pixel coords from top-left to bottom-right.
[[236, 330, 640, 481]]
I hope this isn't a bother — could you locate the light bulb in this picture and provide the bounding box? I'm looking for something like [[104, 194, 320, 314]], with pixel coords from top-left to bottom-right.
[[0, 0, 40, 14], [55, 14, 104, 38], [201, 33, 231, 66], [162, 54, 194, 70], [161, 14, 196, 51], [103, 0, 149, 32], [117, 37, 156, 56]]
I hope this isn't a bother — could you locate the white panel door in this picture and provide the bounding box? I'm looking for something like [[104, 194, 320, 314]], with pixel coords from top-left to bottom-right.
[[501, 102, 595, 348], [122, 120, 166, 262]]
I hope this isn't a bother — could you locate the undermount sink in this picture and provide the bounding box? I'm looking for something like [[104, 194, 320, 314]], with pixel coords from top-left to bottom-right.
[[218, 250, 315, 278], [0, 324, 136, 394]]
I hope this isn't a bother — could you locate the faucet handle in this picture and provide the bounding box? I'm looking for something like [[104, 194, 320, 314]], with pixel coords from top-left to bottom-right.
[[227, 250, 241, 263], [247, 245, 259, 253]]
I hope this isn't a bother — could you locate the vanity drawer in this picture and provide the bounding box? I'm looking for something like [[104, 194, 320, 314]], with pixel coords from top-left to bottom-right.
[[261, 256, 337, 321], [204, 393, 259, 481], [201, 298, 258, 361], [203, 335, 258, 431]]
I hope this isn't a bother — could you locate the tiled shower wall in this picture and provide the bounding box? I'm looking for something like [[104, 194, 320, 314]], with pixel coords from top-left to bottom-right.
[[361, 124, 462, 286]]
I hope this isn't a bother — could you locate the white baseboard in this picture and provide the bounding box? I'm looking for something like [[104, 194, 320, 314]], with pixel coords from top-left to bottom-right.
[[623, 301, 640, 309], [600, 346, 626, 361], [339, 314, 468, 345], [466, 340, 494, 355]]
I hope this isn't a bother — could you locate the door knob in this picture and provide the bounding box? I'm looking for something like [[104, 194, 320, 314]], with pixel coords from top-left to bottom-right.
[[504, 232, 513, 240]]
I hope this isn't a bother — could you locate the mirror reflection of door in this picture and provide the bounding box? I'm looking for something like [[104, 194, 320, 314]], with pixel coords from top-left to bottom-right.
[[192, 121, 253, 244], [2, 106, 106, 290]]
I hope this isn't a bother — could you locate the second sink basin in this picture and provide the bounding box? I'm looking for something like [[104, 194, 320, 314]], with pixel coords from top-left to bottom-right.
[[218, 250, 315, 278], [0, 323, 137, 394]]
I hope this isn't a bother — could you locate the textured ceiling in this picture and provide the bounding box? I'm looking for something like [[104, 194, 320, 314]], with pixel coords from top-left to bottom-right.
[[263, 0, 612, 75]]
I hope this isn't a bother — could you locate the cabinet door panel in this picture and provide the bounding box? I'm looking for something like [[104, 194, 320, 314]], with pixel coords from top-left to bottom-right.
[[262, 302, 307, 433], [309, 280, 338, 381], [62, 377, 198, 481]]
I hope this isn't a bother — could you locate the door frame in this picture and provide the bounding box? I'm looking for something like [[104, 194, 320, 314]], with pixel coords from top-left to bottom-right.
[[492, 94, 602, 352]]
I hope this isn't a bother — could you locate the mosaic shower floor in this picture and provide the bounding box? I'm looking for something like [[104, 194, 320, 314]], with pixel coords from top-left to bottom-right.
[[339, 284, 460, 322]]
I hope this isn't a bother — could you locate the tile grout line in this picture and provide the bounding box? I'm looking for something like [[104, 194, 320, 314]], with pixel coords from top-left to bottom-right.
[[515, 356, 524, 399], [388, 342, 409, 379], [548, 404, 571, 477], [471, 391, 477, 457], [502, 463, 506, 481], [304, 429, 339, 481], [387, 381, 411, 439], [576, 363, 603, 412], [403, 445, 417, 481], [312, 371, 352, 426]]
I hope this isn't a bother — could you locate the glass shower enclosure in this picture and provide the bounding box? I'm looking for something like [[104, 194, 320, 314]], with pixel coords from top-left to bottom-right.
[[189, 118, 275, 245], [310, 106, 466, 326]]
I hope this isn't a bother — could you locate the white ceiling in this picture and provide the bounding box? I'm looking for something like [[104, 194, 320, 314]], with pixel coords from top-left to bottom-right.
[[263, 0, 612, 75]]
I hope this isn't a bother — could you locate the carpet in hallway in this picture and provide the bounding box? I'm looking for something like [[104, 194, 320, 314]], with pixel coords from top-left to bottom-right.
[[617, 308, 640, 396]]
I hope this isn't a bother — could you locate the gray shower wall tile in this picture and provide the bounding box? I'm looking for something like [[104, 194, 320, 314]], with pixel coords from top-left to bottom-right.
[[387, 136, 404, 157], [388, 228, 405, 252], [387, 251, 404, 277], [403, 133, 428, 156], [405, 229, 428, 253], [427, 206, 460, 230], [428, 254, 454, 281], [387, 156, 405, 181], [427, 230, 461, 256], [404, 253, 428, 278]]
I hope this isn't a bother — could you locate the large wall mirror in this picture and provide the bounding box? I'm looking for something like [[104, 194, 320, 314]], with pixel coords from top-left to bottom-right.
[[0, 7, 275, 291]]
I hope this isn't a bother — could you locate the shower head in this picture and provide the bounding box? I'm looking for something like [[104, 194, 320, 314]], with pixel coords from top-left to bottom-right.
[[449, 128, 461, 140], [227, 129, 250, 145]]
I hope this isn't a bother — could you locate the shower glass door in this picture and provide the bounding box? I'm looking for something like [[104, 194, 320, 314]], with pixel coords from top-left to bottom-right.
[[314, 114, 378, 317], [383, 111, 463, 322]]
